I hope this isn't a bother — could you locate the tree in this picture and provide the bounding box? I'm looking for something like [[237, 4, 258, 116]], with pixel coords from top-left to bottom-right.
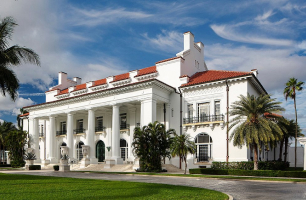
[[284, 77, 304, 168], [132, 121, 174, 172], [170, 133, 196, 174], [0, 16, 40, 101], [17, 108, 28, 129], [5, 129, 28, 168], [0, 121, 15, 164], [229, 94, 284, 170]]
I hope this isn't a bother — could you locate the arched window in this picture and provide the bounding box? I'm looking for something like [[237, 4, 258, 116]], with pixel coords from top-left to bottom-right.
[[76, 141, 84, 161], [59, 142, 66, 159], [195, 133, 213, 162], [120, 139, 128, 161], [96, 140, 105, 162]]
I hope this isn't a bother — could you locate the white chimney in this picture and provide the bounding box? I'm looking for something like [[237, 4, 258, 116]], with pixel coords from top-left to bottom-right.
[[251, 69, 258, 77], [58, 72, 67, 85], [184, 31, 194, 51], [73, 77, 82, 85]]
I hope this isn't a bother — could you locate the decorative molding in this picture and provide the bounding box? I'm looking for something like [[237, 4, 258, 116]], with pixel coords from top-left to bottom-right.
[[111, 78, 131, 87], [135, 73, 158, 81], [91, 84, 108, 92], [71, 89, 87, 96]]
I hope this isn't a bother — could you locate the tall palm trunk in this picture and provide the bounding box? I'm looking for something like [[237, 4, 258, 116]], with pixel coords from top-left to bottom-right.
[[284, 137, 289, 162], [253, 143, 258, 170], [279, 139, 284, 161], [294, 97, 297, 169], [184, 156, 187, 174]]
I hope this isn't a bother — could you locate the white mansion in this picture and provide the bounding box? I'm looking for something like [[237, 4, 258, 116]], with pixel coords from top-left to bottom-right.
[[21, 32, 275, 169]]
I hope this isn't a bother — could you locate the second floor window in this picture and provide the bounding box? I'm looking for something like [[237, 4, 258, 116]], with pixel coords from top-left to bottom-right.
[[96, 117, 103, 128], [198, 103, 210, 121], [40, 125, 44, 133], [188, 104, 193, 119], [61, 122, 66, 132], [215, 101, 220, 116], [77, 119, 83, 130], [120, 113, 127, 129]]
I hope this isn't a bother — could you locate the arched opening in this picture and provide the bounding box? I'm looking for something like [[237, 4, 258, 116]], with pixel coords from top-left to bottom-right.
[[96, 140, 105, 162], [76, 141, 84, 161], [59, 142, 66, 159], [120, 139, 128, 161], [195, 133, 213, 162]]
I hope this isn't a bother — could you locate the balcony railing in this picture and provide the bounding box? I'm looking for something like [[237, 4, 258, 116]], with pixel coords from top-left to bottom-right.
[[74, 128, 85, 134], [39, 133, 44, 137], [120, 124, 130, 129], [95, 126, 106, 132], [56, 130, 66, 136], [183, 114, 224, 124], [136, 123, 140, 127]]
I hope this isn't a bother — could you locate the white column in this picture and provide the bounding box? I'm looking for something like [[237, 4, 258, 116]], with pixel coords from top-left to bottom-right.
[[298, 137, 306, 170], [105, 111, 112, 159], [111, 104, 123, 164], [43, 120, 46, 160], [128, 107, 136, 161], [140, 101, 144, 127], [67, 112, 75, 160], [48, 115, 58, 163], [141, 99, 157, 126], [87, 108, 98, 164], [33, 118, 41, 163]]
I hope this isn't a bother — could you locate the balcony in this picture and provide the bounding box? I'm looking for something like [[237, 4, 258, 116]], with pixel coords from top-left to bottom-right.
[[74, 128, 85, 134], [183, 115, 224, 124], [95, 126, 106, 132], [120, 124, 130, 130], [183, 115, 224, 130], [56, 130, 66, 136]]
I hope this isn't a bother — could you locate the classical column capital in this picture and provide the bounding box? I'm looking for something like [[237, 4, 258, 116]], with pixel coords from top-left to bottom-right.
[[65, 111, 76, 115], [85, 107, 98, 111]]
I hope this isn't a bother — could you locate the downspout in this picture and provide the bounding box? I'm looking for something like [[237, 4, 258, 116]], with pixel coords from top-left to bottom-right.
[[163, 103, 166, 129], [179, 88, 182, 136], [225, 80, 229, 163]]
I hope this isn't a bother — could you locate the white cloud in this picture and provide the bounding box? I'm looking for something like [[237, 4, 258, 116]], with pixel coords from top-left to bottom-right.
[[210, 24, 294, 46], [297, 40, 306, 49], [139, 30, 183, 54], [0, 95, 34, 116], [255, 10, 275, 21]]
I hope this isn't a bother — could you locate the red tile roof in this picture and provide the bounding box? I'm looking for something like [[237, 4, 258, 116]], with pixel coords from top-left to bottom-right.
[[20, 113, 29, 117], [73, 83, 87, 91], [111, 73, 130, 83], [179, 75, 189, 78], [181, 70, 252, 87], [135, 66, 157, 77], [155, 56, 184, 64], [92, 78, 107, 87], [45, 88, 59, 93], [57, 88, 69, 95]]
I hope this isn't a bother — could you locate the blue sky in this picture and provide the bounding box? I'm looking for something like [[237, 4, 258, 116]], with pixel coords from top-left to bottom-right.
[[1, 0, 306, 135]]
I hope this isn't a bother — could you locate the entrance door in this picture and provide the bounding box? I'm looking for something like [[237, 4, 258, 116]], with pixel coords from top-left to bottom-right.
[[96, 140, 105, 162]]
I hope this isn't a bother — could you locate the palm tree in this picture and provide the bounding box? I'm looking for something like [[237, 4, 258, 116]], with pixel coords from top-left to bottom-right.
[[229, 94, 284, 170], [170, 133, 196, 174], [17, 108, 28, 129], [283, 119, 303, 162], [284, 78, 304, 168], [0, 121, 16, 164], [0, 16, 40, 101], [132, 121, 174, 172]]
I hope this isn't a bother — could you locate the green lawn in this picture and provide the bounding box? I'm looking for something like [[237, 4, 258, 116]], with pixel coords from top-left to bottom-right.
[[0, 173, 228, 200]]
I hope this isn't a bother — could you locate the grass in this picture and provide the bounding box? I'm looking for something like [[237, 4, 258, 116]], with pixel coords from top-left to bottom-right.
[[0, 173, 228, 200], [78, 171, 306, 183]]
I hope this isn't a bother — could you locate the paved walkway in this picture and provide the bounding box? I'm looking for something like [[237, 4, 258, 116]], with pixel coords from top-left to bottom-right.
[[2, 170, 306, 200]]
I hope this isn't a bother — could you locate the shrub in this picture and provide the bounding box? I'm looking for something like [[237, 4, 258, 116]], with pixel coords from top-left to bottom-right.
[[211, 161, 289, 170], [11, 159, 25, 168], [0, 164, 11, 167], [29, 165, 41, 170], [189, 168, 306, 178], [53, 165, 59, 171]]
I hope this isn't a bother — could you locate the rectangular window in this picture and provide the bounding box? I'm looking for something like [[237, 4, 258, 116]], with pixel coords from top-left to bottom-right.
[[215, 101, 220, 115], [120, 113, 127, 129], [40, 125, 44, 133], [96, 116, 103, 131], [198, 103, 210, 122], [77, 119, 83, 130], [60, 122, 66, 132], [187, 104, 193, 123]]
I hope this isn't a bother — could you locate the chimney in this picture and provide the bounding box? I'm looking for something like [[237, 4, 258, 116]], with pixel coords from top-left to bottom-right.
[[58, 72, 67, 85], [73, 77, 82, 85], [184, 31, 194, 51], [251, 69, 258, 77]]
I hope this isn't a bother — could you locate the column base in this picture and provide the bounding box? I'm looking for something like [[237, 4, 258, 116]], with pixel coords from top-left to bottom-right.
[[133, 158, 141, 170], [104, 159, 115, 168], [111, 157, 123, 165], [90, 158, 98, 164], [80, 158, 90, 168], [41, 159, 50, 167], [49, 157, 58, 164], [34, 159, 41, 164]]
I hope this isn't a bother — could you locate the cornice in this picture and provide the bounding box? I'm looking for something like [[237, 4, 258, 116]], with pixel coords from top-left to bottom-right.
[[25, 79, 175, 112]]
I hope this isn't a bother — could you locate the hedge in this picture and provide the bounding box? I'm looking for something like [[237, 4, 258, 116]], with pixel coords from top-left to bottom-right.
[[189, 168, 306, 178], [0, 164, 11, 167], [28, 165, 41, 170], [211, 161, 289, 170]]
